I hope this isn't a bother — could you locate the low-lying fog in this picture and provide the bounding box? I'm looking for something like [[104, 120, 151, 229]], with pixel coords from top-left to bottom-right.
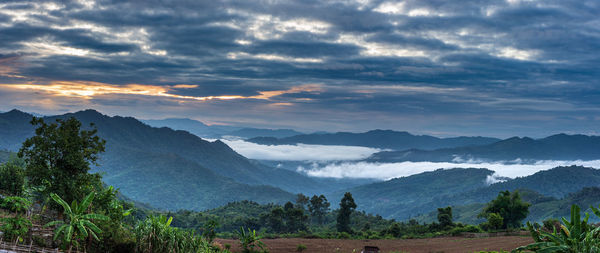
[[222, 139, 600, 181]]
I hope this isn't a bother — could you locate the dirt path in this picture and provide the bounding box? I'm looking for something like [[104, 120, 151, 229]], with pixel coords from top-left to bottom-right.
[[216, 236, 533, 253]]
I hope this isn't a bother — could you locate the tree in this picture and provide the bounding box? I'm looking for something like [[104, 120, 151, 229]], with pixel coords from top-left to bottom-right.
[[336, 192, 357, 233], [295, 193, 309, 211], [308, 195, 330, 225], [283, 201, 308, 233], [479, 190, 530, 229], [437, 206, 453, 228], [266, 207, 285, 233], [0, 161, 25, 196], [18, 117, 105, 206], [46, 192, 109, 252]]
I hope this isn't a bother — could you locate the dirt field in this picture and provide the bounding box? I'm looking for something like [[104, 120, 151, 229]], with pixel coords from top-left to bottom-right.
[[216, 236, 534, 253]]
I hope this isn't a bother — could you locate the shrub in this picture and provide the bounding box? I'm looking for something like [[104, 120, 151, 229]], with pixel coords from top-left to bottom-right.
[[450, 225, 483, 236], [0, 162, 25, 195], [0, 196, 32, 243], [296, 243, 307, 252]]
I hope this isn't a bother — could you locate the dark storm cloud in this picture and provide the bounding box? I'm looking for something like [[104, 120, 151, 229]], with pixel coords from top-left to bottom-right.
[[0, 0, 599, 136]]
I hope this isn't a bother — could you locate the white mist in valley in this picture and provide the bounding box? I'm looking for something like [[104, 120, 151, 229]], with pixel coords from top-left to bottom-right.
[[221, 139, 381, 161], [223, 139, 600, 181], [297, 160, 600, 181]]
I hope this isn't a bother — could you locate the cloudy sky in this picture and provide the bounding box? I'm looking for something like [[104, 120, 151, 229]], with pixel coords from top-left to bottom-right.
[[0, 0, 599, 137]]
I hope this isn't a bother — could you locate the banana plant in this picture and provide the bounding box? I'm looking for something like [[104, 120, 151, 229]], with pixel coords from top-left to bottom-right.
[[238, 227, 268, 253], [513, 204, 600, 252], [45, 192, 109, 253]]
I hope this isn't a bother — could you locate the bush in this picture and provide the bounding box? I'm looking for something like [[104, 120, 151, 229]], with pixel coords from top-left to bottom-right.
[[0, 196, 32, 243], [336, 232, 351, 239], [0, 162, 25, 195], [296, 244, 307, 252], [542, 218, 560, 232], [450, 225, 483, 236]]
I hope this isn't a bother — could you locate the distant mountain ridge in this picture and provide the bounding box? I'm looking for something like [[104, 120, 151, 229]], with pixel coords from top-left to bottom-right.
[[368, 134, 600, 162], [142, 118, 303, 139], [248, 129, 500, 150]]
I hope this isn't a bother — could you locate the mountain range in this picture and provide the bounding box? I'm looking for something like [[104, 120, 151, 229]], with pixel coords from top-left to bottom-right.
[[142, 118, 302, 139], [2, 108, 600, 223], [247, 130, 500, 150], [368, 134, 600, 163]]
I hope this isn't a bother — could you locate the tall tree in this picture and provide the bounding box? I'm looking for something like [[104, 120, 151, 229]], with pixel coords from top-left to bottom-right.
[[309, 195, 330, 224], [295, 193, 309, 211], [284, 201, 308, 232], [437, 206, 453, 228], [18, 117, 105, 205], [479, 190, 530, 229], [336, 192, 357, 233]]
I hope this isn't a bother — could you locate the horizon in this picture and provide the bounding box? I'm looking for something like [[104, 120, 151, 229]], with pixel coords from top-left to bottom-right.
[[1, 1, 599, 137], [2, 107, 598, 139]]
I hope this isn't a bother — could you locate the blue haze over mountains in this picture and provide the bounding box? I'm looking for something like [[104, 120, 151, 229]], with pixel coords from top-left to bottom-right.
[[2, 109, 600, 222]]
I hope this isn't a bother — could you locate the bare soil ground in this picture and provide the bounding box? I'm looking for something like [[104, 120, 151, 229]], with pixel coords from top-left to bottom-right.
[[216, 235, 533, 253]]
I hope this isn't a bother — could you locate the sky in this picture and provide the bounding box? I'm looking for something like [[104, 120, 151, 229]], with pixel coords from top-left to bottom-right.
[[0, 0, 599, 138]]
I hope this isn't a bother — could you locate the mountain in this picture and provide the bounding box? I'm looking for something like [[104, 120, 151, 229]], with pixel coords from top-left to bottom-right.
[[330, 168, 495, 220], [338, 166, 600, 220], [224, 128, 303, 139], [0, 109, 37, 151], [248, 130, 500, 150], [0, 109, 344, 210], [0, 150, 12, 163], [142, 118, 303, 139], [368, 134, 600, 162]]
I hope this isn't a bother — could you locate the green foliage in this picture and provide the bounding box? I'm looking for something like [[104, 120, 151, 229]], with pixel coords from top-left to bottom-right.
[[0, 196, 32, 213], [480, 190, 530, 229], [296, 243, 307, 252], [202, 219, 219, 243], [514, 204, 600, 252], [484, 213, 504, 231], [295, 193, 309, 211], [1, 215, 32, 243], [0, 161, 25, 195], [449, 224, 483, 236], [238, 227, 268, 253], [308, 194, 330, 225], [89, 185, 136, 253], [437, 206, 453, 228], [336, 192, 357, 233], [18, 117, 106, 206], [45, 192, 110, 251], [134, 215, 222, 253], [0, 196, 33, 243]]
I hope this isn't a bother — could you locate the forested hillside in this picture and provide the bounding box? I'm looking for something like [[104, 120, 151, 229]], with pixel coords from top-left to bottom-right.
[[340, 166, 600, 220], [0, 110, 316, 210]]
